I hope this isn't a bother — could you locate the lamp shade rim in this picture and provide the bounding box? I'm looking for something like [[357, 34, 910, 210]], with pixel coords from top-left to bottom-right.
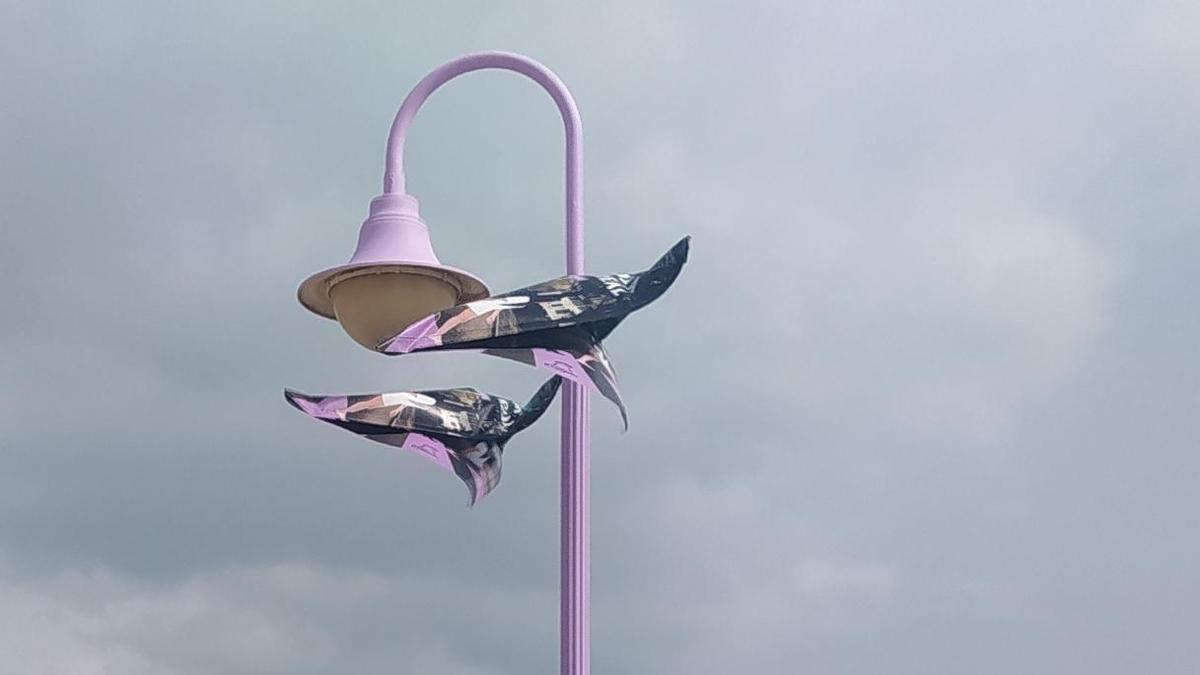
[[297, 260, 490, 320]]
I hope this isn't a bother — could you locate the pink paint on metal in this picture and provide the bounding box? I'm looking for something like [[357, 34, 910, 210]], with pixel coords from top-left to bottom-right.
[[297, 188, 490, 321], [382, 52, 590, 675]]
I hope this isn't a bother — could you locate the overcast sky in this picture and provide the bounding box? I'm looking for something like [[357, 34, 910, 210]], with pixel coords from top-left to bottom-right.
[[1, 2, 1198, 673]]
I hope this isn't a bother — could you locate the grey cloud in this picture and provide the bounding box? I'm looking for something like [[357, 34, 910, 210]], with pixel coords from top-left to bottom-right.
[[0, 560, 547, 675], [2, 1, 1198, 673]]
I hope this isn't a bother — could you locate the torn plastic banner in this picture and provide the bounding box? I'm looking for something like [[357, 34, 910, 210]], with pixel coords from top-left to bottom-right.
[[285, 377, 561, 506], [379, 236, 690, 427]]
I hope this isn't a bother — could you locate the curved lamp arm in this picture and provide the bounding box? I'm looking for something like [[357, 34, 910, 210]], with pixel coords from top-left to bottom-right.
[[382, 51, 585, 275]]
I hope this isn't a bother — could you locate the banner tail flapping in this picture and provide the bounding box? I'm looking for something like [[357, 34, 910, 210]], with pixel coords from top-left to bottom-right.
[[284, 388, 505, 507], [648, 235, 691, 274], [482, 342, 628, 430], [509, 376, 564, 434]]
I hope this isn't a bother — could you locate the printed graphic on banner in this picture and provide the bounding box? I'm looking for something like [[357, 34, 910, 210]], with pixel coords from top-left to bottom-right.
[[285, 378, 562, 506], [379, 237, 691, 427]]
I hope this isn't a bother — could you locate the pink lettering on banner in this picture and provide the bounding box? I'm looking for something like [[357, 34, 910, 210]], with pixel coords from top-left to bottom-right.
[[401, 433, 453, 471], [533, 349, 588, 384]]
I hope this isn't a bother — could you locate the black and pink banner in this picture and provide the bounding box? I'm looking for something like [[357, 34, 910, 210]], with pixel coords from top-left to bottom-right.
[[285, 237, 689, 504], [285, 378, 561, 505], [380, 236, 690, 427]]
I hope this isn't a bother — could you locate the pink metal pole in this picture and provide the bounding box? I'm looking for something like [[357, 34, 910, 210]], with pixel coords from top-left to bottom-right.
[[383, 52, 589, 675]]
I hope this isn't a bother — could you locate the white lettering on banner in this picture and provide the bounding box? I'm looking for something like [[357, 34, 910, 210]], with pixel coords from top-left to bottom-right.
[[466, 295, 530, 314], [599, 274, 634, 296], [541, 297, 581, 320], [437, 410, 468, 432], [381, 391, 437, 407]]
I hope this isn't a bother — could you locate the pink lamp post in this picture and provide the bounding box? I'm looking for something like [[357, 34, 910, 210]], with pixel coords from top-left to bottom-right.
[[295, 52, 591, 675]]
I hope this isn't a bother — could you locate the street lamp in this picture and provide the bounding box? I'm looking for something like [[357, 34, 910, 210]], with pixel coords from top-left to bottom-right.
[[295, 52, 593, 675]]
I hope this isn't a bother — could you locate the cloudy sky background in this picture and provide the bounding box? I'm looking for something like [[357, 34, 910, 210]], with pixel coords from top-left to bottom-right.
[[2, 1, 1198, 673]]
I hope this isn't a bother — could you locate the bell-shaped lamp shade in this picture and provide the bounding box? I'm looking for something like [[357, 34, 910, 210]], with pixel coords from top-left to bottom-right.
[[297, 194, 489, 350]]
